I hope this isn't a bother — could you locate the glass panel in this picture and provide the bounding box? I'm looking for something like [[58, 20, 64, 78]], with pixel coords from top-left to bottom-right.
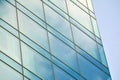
[[20, 33, 51, 60], [0, 19, 18, 37], [87, 0, 94, 12], [44, 5, 72, 41], [21, 42, 54, 80], [91, 17, 100, 38], [71, 0, 89, 13], [0, 61, 23, 80], [49, 0, 67, 13], [78, 54, 106, 80], [16, 0, 44, 20], [24, 68, 42, 80], [0, 27, 21, 63], [24, 77, 29, 80], [0, 0, 17, 29], [98, 44, 108, 67], [77, 0, 87, 7], [54, 65, 75, 80], [18, 11, 49, 51], [49, 33, 79, 72], [0, 51, 22, 73], [72, 25, 101, 61], [67, 0, 93, 32]]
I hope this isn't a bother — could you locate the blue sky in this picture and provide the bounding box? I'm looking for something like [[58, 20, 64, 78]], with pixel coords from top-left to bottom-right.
[[92, 0, 120, 80]]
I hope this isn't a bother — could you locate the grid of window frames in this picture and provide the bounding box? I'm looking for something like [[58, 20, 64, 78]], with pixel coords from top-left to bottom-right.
[[0, 0, 111, 80]]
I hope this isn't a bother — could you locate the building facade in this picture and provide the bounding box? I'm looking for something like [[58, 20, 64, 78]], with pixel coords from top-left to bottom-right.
[[0, 0, 111, 80]]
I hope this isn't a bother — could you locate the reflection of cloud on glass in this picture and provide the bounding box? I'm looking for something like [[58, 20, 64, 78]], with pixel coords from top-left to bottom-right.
[[17, 0, 44, 19], [49, 33, 78, 71], [72, 25, 100, 61], [18, 11, 49, 50], [22, 42, 54, 80], [0, 61, 23, 80], [67, 0, 93, 32], [78, 55, 105, 80], [0, 1, 17, 29], [0, 28, 21, 63], [50, 0, 67, 13], [44, 5, 72, 40]]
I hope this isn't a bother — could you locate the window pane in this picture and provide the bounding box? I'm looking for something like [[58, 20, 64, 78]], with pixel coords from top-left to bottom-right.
[[44, 5, 72, 41], [72, 25, 100, 61], [54, 65, 75, 80], [78, 55, 106, 80], [24, 68, 42, 80], [78, 0, 87, 7], [49, 33, 79, 72], [49, 0, 67, 13], [18, 11, 49, 51], [21, 42, 54, 80], [0, 51, 22, 73], [0, 0, 17, 29], [98, 44, 108, 67], [67, 0, 93, 32], [87, 0, 94, 12], [91, 17, 100, 38], [17, 0, 44, 20], [0, 61, 23, 80], [0, 27, 21, 63]]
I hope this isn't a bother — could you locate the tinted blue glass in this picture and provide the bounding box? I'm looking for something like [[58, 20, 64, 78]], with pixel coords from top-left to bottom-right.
[[91, 17, 100, 38], [0, 19, 18, 37], [98, 44, 108, 67], [67, 0, 93, 32], [54, 65, 75, 80], [0, 0, 17, 29], [0, 51, 22, 73], [18, 11, 49, 51], [0, 27, 21, 63], [78, 54, 106, 80], [17, 0, 44, 20], [23, 68, 42, 80], [21, 42, 54, 80], [87, 0, 94, 12], [49, 33, 79, 72], [44, 5, 73, 41], [49, 0, 67, 13], [20, 33, 51, 60], [72, 25, 100, 61], [0, 61, 23, 80], [52, 57, 84, 80]]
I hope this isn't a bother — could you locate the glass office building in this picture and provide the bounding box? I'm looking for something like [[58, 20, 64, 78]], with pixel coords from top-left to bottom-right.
[[0, 0, 111, 80]]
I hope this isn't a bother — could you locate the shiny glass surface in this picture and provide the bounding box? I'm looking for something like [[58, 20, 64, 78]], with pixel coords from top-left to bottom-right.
[[0, 27, 21, 63], [0, 0, 111, 80], [67, 0, 93, 32], [18, 11, 49, 51], [0, 61, 23, 80], [21, 42, 54, 80], [54, 65, 75, 80], [78, 54, 106, 80], [17, 0, 44, 19], [0, 0, 17, 29], [72, 25, 100, 61], [44, 5, 73, 41], [49, 33, 79, 72]]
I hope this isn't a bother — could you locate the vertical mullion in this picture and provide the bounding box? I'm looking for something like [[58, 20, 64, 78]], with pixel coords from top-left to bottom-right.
[[41, 0, 56, 80], [65, 0, 82, 79], [15, 0, 24, 80], [86, 0, 106, 80]]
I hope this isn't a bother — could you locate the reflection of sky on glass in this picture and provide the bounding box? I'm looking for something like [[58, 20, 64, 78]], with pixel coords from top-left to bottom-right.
[[93, 0, 120, 79], [0, 61, 23, 80]]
